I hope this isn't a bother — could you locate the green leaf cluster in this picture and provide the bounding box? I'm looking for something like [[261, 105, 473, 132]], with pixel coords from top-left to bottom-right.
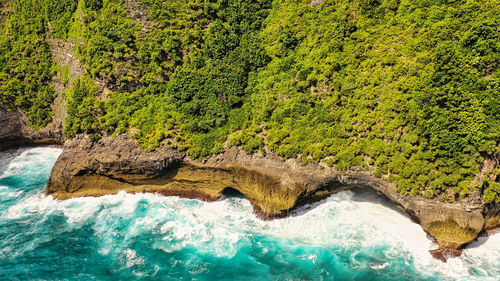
[[0, 0, 78, 128], [64, 76, 101, 139], [2, 0, 499, 202]]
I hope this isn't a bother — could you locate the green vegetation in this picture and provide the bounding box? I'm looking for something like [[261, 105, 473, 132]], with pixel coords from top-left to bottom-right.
[[0, 0, 77, 127], [64, 75, 101, 139], [245, 0, 500, 200], [92, 0, 272, 155], [1, 0, 499, 202]]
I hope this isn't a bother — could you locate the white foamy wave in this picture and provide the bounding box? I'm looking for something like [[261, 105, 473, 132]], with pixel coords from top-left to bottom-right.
[[6, 193, 58, 220], [457, 233, 500, 280], [0, 147, 62, 179], [120, 190, 498, 281], [121, 249, 145, 268], [3, 174, 500, 280]]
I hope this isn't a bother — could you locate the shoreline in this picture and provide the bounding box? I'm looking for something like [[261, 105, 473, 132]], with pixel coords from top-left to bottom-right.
[[2, 138, 499, 262], [42, 135, 498, 261]]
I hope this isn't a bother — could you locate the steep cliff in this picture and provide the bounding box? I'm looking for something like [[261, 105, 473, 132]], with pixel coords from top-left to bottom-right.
[[45, 134, 499, 261], [1, 0, 498, 263], [0, 106, 63, 151]]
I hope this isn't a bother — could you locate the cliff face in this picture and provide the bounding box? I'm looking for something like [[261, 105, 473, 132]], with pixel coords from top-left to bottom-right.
[[45, 134, 500, 261], [0, 106, 63, 151], [484, 203, 500, 232]]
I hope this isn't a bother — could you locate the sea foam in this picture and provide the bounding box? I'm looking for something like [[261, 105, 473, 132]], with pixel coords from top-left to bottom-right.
[[1, 147, 499, 280]]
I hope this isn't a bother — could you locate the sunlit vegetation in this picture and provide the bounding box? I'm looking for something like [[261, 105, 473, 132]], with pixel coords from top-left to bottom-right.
[[0, 0, 78, 128], [1, 0, 499, 202]]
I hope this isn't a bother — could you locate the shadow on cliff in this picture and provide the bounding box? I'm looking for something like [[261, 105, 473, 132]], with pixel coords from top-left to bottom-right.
[[219, 187, 247, 199]]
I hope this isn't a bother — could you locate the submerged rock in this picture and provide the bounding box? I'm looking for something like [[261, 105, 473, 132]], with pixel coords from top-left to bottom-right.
[[45, 134, 499, 261], [429, 248, 464, 263]]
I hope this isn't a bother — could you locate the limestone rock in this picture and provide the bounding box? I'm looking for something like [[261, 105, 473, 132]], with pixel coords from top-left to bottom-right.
[[46, 134, 184, 196], [44, 134, 498, 261]]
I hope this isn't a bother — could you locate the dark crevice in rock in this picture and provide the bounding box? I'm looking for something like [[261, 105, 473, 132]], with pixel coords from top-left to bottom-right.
[[292, 180, 358, 211], [221, 187, 246, 198]]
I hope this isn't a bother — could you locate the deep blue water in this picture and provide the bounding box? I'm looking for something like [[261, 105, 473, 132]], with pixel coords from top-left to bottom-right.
[[1, 147, 499, 281]]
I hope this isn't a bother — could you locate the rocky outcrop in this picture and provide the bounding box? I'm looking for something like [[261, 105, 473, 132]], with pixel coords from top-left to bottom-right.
[[484, 203, 500, 233], [0, 106, 63, 151], [45, 134, 500, 261]]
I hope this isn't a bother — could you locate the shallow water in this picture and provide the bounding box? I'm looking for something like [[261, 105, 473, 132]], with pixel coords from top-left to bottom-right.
[[1, 147, 499, 280]]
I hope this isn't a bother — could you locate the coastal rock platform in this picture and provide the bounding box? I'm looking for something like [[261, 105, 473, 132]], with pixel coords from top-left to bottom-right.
[[45, 135, 500, 261]]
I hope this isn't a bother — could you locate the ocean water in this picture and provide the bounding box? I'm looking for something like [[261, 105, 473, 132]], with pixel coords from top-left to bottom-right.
[[1, 148, 499, 281]]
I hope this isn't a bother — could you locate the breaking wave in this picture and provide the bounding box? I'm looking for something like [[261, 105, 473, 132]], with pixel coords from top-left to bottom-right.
[[0, 147, 498, 280]]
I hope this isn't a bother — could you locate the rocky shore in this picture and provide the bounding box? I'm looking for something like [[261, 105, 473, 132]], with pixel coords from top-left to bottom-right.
[[1, 104, 497, 262], [42, 134, 500, 262], [0, 106, 63, 151]]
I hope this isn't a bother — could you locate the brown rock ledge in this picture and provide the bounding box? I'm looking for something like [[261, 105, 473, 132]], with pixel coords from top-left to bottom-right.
[[45, 135, 499, 261]]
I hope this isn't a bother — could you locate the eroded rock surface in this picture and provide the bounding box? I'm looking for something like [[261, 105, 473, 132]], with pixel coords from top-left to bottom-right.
[[0, 106, 63, 151], [45, 135, 499, 261]]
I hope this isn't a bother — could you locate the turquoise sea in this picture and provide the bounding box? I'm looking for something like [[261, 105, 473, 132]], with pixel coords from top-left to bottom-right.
[[1, 147, 499, 281]]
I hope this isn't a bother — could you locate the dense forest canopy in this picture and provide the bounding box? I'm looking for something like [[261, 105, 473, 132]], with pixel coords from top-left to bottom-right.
[[0, 0, 499, 202]]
